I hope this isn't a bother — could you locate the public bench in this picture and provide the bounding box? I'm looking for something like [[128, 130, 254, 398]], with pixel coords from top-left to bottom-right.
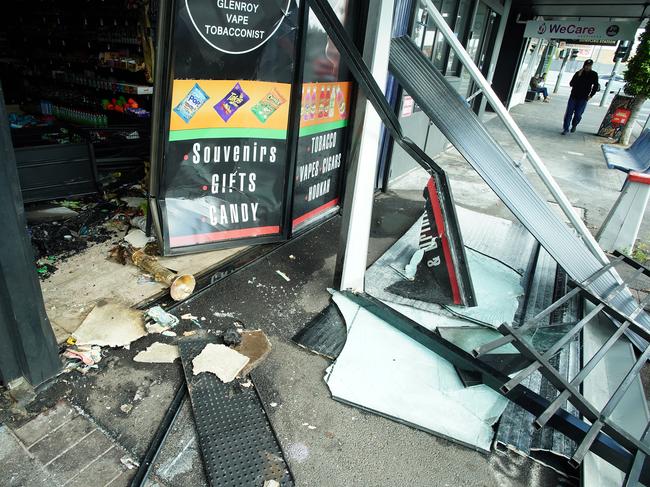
[[598, 130, 650, 252], [602, 129, 650, 172]]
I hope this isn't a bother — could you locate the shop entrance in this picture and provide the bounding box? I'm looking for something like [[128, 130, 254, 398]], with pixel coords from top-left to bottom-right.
[[0, 0, 360, 358]]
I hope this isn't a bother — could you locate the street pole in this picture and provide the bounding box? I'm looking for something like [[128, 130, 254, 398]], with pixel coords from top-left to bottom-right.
[[600, 59, 621, 107], [554, 53, 570, 94]]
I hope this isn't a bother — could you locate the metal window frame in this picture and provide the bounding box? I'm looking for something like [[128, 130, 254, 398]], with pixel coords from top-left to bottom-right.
[[420, 0, 610, 265]]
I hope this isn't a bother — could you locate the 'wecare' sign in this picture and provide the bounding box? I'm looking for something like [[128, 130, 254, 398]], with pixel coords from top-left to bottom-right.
[[524, 20, 639, 41]]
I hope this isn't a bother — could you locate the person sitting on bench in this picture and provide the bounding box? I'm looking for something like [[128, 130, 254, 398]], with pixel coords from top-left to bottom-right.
[[530, 74, 550, 102]]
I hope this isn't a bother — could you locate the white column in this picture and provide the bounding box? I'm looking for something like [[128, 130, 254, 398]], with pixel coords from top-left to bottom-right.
[[336, 0, 394, 291]]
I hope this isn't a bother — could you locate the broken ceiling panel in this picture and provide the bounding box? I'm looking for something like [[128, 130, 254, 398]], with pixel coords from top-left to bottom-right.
[[73, 300, 147, 348], [325, 291, 508, 452]]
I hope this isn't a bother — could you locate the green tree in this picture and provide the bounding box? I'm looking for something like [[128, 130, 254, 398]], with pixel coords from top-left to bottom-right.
[[620, 24, 650, 145]]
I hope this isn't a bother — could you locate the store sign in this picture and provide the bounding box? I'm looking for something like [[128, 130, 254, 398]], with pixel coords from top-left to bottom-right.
[[153, 0, 300, 253], [524, 20, 639, 41], [185, 0, 291, 54], [401, 95, 414, 118]]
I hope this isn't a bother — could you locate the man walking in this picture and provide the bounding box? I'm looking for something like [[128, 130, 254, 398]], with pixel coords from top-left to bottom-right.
[[562, 59, 600, 135]]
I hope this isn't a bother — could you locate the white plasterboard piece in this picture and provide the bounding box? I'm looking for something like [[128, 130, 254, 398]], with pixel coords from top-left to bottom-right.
[[325, 292, 508, 452], [73, 300, 147, 347], [133, 342, 179, 363], [192, 343, 249, 383]]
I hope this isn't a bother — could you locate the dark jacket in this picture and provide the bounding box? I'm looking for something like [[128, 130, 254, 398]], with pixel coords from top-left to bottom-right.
[[569, 70, 600, 100]]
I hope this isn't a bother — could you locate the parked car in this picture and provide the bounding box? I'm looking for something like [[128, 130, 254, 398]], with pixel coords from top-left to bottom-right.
[[599, 74, 626, 94]]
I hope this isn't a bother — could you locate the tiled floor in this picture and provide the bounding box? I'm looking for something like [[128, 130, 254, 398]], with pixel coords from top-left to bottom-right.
[[1, 401, 136, 487]]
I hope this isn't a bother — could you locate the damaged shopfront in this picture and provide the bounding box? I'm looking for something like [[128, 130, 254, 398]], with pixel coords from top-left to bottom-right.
[[0, 0, 363, 385]]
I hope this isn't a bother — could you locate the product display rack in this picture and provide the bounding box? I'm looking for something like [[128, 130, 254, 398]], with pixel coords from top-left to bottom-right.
[[2, 0, 155, 149]]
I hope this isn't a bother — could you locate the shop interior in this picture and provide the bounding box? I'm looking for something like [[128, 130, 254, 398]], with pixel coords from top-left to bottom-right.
[[1, 0, 248, 341]]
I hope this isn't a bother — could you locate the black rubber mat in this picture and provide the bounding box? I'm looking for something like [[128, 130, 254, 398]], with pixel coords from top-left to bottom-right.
[[292, 303, 347, 359], [178, 339, 293, 487]]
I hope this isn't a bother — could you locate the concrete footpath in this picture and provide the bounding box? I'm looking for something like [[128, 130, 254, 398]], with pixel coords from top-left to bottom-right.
[[394, 88, 648, 244], [1, 90, 642, 486]]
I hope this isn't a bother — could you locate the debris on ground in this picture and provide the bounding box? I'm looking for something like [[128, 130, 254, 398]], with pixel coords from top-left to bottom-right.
[[222, 326, 243, 347], [276, 270, 291, 282], [264, 480, 280, 487], [192, 343, 249, 383], [133, 342, 180, 363], [124, 228, 152, 248], [161, 330, 177, 337], [120, 403, 134, 414], [29, 199, 121, 279], [73, 300, 147, 348], [25, 205, 79, 223], [145, 306, 179, 329], [109, 243, 196, 300], [61, 344, 102, 374], [120, 456, 139, 469], [235, 330, 272, 376], [181, 313, 198, 320]]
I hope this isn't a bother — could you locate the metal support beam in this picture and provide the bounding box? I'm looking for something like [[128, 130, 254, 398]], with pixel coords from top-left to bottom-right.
[[0, 83, 60, 387], [335, 0, 394, 291], [340, 290, 648, 482]]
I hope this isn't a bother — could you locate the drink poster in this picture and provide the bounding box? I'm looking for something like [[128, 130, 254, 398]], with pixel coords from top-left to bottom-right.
[[157, 0, 299, 251], [291, 1, 354, 231]]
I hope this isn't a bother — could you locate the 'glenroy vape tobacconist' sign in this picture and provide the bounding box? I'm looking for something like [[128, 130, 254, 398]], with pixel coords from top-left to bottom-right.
[[150, 0, 354, 255]]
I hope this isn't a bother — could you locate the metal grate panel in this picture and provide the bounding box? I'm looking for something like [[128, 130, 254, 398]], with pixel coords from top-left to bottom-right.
[[178, 339, 293, 487]]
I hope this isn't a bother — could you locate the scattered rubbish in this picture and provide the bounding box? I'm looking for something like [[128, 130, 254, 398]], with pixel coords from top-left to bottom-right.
[[183, 331, 197, 337], [26, 205, 78, 223], [289, 255, 296, 260], [61, 345, 102, 374], [131, 215, 148, 232], [110, 243, 196, 300], [57, 200, 83, 210], [307, 425, 316, 430], [66, 336, 77, 346], [146, 322, 169, 334], [137, 274, 155, 284], [73, 300, 147, 348], [120, 196, 146, 209], [120, 404, 133, 414], [30, 199, 118, 272], [240, 379, 253, 388], [181, 313, 198, 320], [276, 270, 291, 282], [192, 343, 249, 383], [222, 326, 242, 347], [62, 345, 101, 365], [264, 480, 280, 487], [201, 316, 206, 321], [133, 342, 180, 363], [235, 330, 272, 376], [161, 330, 177, 337], [120, 456, 139, 469], [124, 228, 151, 248], [146, 306, 179, 329], [270, 402, 278, 408]]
